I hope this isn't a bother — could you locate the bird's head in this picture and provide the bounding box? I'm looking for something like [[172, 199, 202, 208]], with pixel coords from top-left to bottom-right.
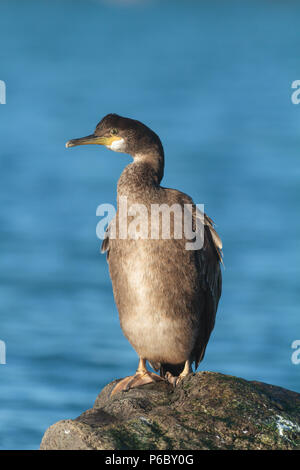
[[66, 113, 164, 161]]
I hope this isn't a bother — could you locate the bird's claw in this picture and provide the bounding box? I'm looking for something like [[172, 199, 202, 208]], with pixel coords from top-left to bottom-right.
[[165, 372, 187, 387], [111, 370, 164, 396]]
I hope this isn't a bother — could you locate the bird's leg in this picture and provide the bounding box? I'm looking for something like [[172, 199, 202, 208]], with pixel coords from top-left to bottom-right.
[[111, 358, 164, 396], [165, 359, 192, 387]]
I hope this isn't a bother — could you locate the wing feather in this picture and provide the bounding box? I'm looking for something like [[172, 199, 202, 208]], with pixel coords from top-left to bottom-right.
[[193, 209, 222, 369], [100, 219, 115, 261]]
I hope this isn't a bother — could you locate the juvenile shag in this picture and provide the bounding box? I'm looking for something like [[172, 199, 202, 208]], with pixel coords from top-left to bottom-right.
[[66, 114, 222, 394]]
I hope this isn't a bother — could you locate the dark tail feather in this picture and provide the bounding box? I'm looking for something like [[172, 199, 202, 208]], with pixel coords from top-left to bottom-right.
[[160, 362, 185, 378]]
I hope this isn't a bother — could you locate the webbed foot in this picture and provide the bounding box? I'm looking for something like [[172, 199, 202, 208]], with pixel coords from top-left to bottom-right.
[[164, 359, 192, 387], [111, 359, 164, 396]]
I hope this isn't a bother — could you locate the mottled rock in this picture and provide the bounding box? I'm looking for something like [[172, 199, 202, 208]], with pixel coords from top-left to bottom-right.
[[40, 372, 300, 450]]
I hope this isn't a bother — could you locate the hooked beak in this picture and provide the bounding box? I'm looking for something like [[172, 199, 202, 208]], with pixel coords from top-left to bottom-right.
[[65, 134, 120, 148]]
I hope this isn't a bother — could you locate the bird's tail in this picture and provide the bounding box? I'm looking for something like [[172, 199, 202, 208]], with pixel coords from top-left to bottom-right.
[[148, 361, 186, 377], [159, 362, 185, 378]]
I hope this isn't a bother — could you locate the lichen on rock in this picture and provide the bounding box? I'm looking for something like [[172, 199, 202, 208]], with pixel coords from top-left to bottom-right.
[[40, 372, 300, 450]]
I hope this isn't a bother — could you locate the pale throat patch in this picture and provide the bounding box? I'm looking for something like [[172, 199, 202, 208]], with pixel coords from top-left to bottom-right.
[[107, 138, 125, 152]]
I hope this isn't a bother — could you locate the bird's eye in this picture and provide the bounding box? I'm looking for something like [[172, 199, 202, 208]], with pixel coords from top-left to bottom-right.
[[111, 128, 118, 135]]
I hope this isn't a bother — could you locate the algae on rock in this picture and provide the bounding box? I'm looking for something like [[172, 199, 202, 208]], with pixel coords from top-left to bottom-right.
[[40, 371, 300, 450]]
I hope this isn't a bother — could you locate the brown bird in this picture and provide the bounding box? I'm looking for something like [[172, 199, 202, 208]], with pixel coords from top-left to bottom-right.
[[66, 114, 222, 394]]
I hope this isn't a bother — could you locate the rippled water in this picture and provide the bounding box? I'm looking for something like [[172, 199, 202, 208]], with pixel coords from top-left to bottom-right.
[[0, 0, 299, 449]]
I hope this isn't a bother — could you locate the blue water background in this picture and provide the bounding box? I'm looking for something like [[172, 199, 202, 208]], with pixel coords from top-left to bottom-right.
[[0, 0, 299, 449]]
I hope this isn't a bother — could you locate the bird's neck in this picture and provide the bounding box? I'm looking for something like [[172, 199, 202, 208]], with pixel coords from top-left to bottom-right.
[[117, 150, 164, 200]]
